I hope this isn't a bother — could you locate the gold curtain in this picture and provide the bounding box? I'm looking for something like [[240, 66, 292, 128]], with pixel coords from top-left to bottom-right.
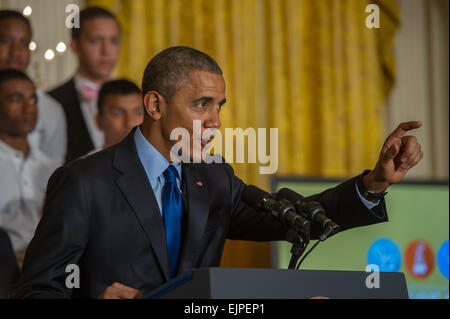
[[87, 0, 399, 268]]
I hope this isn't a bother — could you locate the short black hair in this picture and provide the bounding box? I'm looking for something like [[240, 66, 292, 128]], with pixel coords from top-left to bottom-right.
[[0, 10, 32, 36], [97, 79, 141, 114], [71, 6, 120, 40], [0, 69, 33, 91], [141, 46, 223, 102]]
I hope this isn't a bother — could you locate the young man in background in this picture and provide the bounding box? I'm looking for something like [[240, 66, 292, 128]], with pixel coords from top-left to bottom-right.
[[0, 10, 67, 166], [95, 79, 143, 151], [49, 6, 121, 163], [0, 69, 57, 268]]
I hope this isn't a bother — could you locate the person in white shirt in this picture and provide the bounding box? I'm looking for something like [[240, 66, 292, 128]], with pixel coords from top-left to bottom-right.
[[48, 7, 121, 163], [0, 69, 57, 268], [0, 10, 67, 166]]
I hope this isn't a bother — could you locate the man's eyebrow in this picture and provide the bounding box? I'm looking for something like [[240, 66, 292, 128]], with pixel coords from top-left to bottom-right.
[[107, 105, 125, 110], [192, 97, 227, 105], [193, 96, 214, 103], [6, 92, 24, 99]]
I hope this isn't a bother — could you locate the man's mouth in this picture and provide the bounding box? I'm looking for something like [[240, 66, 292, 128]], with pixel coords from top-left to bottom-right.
[[99, 60, 113, 68], [21, 116, 36, 128], [201, 136, 214, 148], [7, 60, 22, 69]]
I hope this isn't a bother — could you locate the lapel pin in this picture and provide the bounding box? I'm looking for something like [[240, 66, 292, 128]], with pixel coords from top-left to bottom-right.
[[196, 181, 203, 187]]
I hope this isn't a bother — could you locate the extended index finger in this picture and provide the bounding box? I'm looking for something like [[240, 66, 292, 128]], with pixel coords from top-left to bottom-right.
[[391, 121, 422, 137]]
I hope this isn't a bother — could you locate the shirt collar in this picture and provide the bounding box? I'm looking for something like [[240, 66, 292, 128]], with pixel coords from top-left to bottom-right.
[[0, 139, 46, 163], [0, 139, 20, 158], [74, 73, 101, 91], [133, 126, 182, 184]]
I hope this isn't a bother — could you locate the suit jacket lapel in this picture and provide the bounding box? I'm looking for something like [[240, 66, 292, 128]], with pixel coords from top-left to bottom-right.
[[178, 164, 210, 275], [67, 79, 94, 153], [113, 131, 171, 281], [54, 79, 94, 162]]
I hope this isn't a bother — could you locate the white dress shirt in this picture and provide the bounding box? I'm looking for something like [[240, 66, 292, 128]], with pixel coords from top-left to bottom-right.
[[0, 140, 58, 267], [74, 74, 105, 150], [28, 89, 67, 166]]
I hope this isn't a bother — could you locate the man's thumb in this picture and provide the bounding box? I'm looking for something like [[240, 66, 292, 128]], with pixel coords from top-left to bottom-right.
[[384, 144, 398, 161]]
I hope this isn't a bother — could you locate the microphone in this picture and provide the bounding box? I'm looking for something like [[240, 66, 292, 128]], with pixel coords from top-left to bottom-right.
[[275, 188, 341, 240], [241, 185, 311, 234]]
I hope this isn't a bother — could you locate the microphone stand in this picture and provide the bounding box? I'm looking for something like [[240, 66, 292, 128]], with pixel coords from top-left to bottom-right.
[[287, 226, 309, 270], [294, 225, 341, 269], [288, 223, 339, 269]]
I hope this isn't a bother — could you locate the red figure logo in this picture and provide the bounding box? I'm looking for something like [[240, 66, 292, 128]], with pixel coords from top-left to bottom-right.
[[405, 240, 435, 279]]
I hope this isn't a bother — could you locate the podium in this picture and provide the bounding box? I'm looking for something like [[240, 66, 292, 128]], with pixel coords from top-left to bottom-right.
[[146, 268, 409, 299]]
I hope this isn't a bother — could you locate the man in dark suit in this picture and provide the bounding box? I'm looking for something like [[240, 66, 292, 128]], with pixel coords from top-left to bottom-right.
[[48, 7, 121, 163], [12, 46, 423, 299]]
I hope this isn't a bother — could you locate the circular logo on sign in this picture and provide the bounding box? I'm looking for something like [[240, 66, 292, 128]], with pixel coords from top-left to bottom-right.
[[367, 238, 402, 272], [404, 240, 435, 279], [437, 240, 449, 280]]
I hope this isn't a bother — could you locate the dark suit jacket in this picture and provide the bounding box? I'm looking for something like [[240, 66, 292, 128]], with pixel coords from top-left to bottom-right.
[[11, 129, 388, 299], [0, 228, 19, 298], [48, 78, 95, 163]]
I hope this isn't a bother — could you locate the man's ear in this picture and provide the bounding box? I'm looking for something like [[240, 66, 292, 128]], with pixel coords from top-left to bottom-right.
[[143, 91, 163, 121]]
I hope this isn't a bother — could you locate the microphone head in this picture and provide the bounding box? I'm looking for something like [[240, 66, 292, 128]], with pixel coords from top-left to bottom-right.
[[276, 188, 305, 201], [302, 201, 325, 215], [241, 185, 271, 210], [276, 188, 305, 210]]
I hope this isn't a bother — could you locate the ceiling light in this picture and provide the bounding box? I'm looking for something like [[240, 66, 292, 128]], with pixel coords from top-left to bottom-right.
[[44, 49, 55, 61], [29, 41, 37, 51], [56, 41, 67, 53], [23, 6, 32, 16]]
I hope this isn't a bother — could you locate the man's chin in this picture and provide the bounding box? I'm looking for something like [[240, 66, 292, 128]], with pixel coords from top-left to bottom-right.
[[11, 128, 34, 138], [6, 63, 26, 72], [90, 69, 114, 81], [101, 62, 116, 72], [169, 147, 209, 163]]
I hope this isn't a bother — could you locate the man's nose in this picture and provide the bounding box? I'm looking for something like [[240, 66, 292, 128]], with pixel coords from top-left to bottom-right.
[[124, 114, 135, 129], [101, 39, 116, 56], [101, 40, 111, 55], [204, 108, 221, 129], [23, 99, 36, 115], [9, 42, 22, 58]]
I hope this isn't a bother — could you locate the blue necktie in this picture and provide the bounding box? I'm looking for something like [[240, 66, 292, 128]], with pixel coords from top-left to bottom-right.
[[162, 165, 182, 277]]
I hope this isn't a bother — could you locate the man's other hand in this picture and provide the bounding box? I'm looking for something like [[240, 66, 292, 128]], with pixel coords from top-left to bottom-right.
[[365, 121, 423, 192], [98, 282, 143, 299]]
